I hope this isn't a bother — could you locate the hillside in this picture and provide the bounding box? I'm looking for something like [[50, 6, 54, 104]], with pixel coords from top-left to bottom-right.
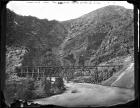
[[60, 5, 134, 66], [6, 9, 67, 67], [6, 5, 134, 67]]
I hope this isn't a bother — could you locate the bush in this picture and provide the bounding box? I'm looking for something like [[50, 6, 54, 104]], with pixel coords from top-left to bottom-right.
[[4, 78, 36, 104], [5, 77, 66, 104], [44, 78, 51, 96], [33, 78, 51, 98], [53, 77, 65, 89], [50, 77, 66, 95], [4, 82, 17, 104], [15, 78, 36, 100]]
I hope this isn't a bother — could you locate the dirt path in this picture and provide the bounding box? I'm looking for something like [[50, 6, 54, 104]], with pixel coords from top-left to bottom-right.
[[33, 82, 134, 107]]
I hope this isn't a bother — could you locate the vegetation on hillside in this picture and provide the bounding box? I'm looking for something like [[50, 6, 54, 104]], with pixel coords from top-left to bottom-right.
[[61, 6, 133, 66]]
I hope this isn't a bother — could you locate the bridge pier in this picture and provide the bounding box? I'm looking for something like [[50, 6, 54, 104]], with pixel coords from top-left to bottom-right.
[[37, 68, 39, 80], [31, 68, 33, 77], [27, 67, 29, 77]]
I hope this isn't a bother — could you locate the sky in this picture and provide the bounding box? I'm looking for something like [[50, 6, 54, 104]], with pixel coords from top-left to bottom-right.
[[7, 1, 133, 21]]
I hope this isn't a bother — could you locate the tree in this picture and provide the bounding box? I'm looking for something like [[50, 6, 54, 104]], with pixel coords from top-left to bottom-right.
[[54, 77, 65, 89], [43, 48, 60, 67], [78, 55, 85, 66]]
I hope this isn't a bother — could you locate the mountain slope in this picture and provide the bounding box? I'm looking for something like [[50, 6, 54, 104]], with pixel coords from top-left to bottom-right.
[[6, 5, 134, 67], [6, 9, 67, 67], [60, 5, 133, 66]]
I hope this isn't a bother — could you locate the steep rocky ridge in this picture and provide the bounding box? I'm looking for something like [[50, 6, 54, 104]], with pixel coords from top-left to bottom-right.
[[60, 5, 133, 66]]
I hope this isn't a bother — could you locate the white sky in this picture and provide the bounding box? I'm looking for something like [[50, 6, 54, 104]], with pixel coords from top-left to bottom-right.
[[7, 1, 133, 21]]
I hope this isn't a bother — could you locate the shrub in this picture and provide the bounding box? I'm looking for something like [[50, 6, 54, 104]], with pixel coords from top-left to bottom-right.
[[50, 77, 66, 95], [4, 78, 36, 104], [15, 78, 36, 100], [53, 77, 65, 89], [33, 78, 50, 98], [44, 78, 51, 96]]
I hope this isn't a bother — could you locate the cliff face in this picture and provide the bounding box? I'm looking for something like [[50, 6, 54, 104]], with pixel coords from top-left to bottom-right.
[[6, 5, 134, 68]]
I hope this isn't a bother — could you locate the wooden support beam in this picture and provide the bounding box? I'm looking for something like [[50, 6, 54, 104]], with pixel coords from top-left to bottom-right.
[[20, 68, 23, 77], [37, 67, 39, 80], [32, 68, 34, 78], [27, 67, 29, 77], [43, 69, 45, 78]]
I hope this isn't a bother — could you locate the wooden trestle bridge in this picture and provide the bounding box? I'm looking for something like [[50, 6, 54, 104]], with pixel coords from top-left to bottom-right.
[[16, 65, 122, 84]]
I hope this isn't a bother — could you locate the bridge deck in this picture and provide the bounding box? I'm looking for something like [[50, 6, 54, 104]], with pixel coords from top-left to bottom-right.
[[21, 65, 122, 68], [15, 65, 122, 83]]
